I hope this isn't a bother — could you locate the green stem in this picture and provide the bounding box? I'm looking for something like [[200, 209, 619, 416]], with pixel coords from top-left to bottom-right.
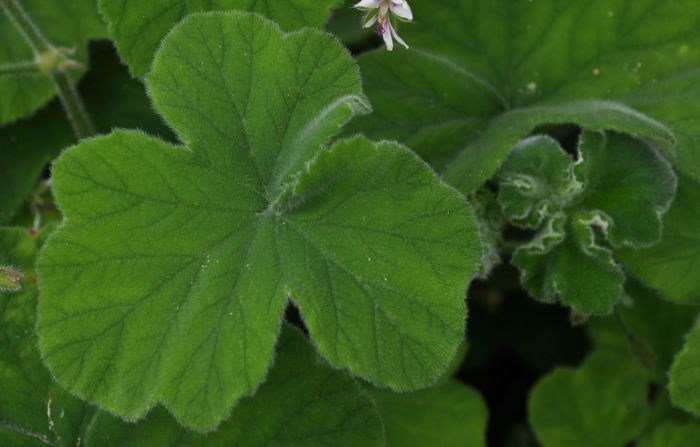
[[0, 60, 39, 77], [0, 0, 94, 138], [613, 307, 656, 370], [0, 0, 50, 53], [51, 71, 95, 138]]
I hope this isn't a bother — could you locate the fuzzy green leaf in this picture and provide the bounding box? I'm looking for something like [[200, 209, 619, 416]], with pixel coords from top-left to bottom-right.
[[504, 131, 675, 313], [37, 12, 480, 430], [620, 175, 700, 304], [529, 349, 649, 447], [368, 381, 488, 447], [0, 0, 105, 125], [0, 245, 384, 447], [350, 0, 700, 190], [497, 136, 574, 228], [84, 326, 383, 447], [669, 320, 700, 416], [99, 0, 344, 79]]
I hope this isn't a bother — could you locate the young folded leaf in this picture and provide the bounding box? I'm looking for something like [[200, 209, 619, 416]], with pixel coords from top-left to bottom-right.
[[99, 0, 344, 79], [37, 12, 480, 430], [499, 131, 676, 314], [529, 349, 649, 447]]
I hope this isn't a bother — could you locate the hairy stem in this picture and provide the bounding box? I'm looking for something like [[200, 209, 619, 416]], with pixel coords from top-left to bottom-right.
[[0, 0, 94, 138], [0, 60, 40, 76]]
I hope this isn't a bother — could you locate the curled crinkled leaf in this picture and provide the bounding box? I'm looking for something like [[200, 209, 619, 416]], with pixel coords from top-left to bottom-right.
[[501, 131, 676, 313], [37, 12, 480, 430]]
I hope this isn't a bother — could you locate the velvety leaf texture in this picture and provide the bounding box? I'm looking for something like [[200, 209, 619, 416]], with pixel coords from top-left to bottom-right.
[[99, 0, 344, 78], [620, 175, 700, 304], [369, 381, 488, 447], [529, 349, 649, 447], [37, 12, 480, 430], [0, 0, 106, 125], [0, 239, 383, 447], [84, 326, 383, 447], [501, 131, 675, 314], [351, 0, 700, 191]]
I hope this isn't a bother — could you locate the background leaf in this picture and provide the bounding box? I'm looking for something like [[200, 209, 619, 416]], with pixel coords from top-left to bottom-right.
[[0, 0, 105, 125], [619, 175, 700, 304], [98, 0, 344, 78], [350, 0, 700, 191], [528, 349, 649, 447], [669, 319, 700, 416], [368, 381, 488, 447]]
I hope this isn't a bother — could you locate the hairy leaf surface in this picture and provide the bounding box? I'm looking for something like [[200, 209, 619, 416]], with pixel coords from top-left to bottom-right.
[[84, 326, 383, 447], [620, 175, 700, 304], [99, 0, 343, 78], [37, 12, 480, 430], [351, 0, 700, 190], [501, 131, 675, 313]]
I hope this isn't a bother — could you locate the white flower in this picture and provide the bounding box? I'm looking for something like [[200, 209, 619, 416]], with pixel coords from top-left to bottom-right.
[[354, 0, 413, 51]]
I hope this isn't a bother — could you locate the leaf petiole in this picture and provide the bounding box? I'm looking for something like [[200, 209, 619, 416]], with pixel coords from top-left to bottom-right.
[[0, 0, 94, 138]]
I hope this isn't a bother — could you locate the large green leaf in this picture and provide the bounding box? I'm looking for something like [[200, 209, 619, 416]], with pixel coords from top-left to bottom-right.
[[350, 0, 700, 190], [84, 326, 383, 447], [0, 241, 384, 447], [0, 0, 105, 125], [620, 175, 700, 304], [502, 131, 675, 313], [529, 349, 649, 447], [368, 381, 488, 447], [99, 0, 344, 79], [38, 12, 480, 430]]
